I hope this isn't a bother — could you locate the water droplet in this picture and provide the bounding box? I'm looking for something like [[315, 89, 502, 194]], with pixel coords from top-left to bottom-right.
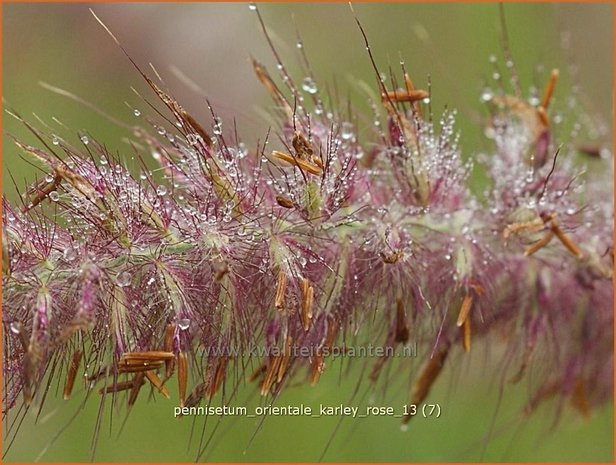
[[178, 318, 190, 330], [9, 322, 21, 334], [248, 2, 257, 10], [186, 133, 203, 145], [116, 271, 132, 287], [480, 88, 494, 103], [52, 135, 60, 145], [156, 185, 168, 196], [296, 41, 303, 49], [133, 109, 141, 117], [63, 248, 77, 262], [45, 174, 54, 183], [340, 122, 354, 140], [80, 135, 89, 145], [212, 117, 223, 135], [49, 191, 60, 202], [301, 77, 318, 94]]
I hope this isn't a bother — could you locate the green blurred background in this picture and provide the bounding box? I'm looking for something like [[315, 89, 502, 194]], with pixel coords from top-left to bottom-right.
[[2, 2, 613, 462]]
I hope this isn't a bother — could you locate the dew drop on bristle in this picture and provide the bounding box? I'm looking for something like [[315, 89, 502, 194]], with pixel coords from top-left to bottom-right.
[[49, 191, 60, 202], [302, 77, 318, 94], [133, 109, 141, 117], [80, 135, 89, 145], [63, 248, 77, 262], [525, 169, 534, 183], [341, 122, 354, 140], [9, 322, 21, 334], [45, 174, 54, 183], [156, 185, 168, 196], [52, 135, 60, 145], [248, 2, 257, 10], [116, 271, 132, 287], [213, 117, 223, 135], [178, 319, 190, 330], [480, 88, 494, 103]]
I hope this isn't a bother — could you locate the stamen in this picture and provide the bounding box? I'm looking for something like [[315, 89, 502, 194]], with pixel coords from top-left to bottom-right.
[[23, 173, 61, 213], [276, 194, 294, 209], [461, 318, 471, 353], [277, 336, 294, 383], [213, 260, 229, 282], [128, 372, 146, 407], [120, 351, 175, 362], [550, 220, 582, 258], [261, 356, 282, 395], [63, 350, 82, 400], [274, 271, 287, 311], [309, 355, 325, 386], [402, 340, 450, 427], [380, 250, 403, 264], [248, 362, 267, 383], [395, 296, 410, 343], [144, 370, 171, 399], [118, 360, 165, 373], [206, 356, 227, 399], [524, 231, 554, 256], [503, 217, 544, 242], [292, 132, 314, 160], [456, 294, 473, 327], [384, 89, 429, 103], [251, 58, 293, 121], [99, 380, 137, 395], [271, 151, 323, 176], [541, 69, 559, 110], [178, 352, 188, 408], [300, 278, 314, 331], [536, 106, 550, 127], [164, 324, 176, 378]]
